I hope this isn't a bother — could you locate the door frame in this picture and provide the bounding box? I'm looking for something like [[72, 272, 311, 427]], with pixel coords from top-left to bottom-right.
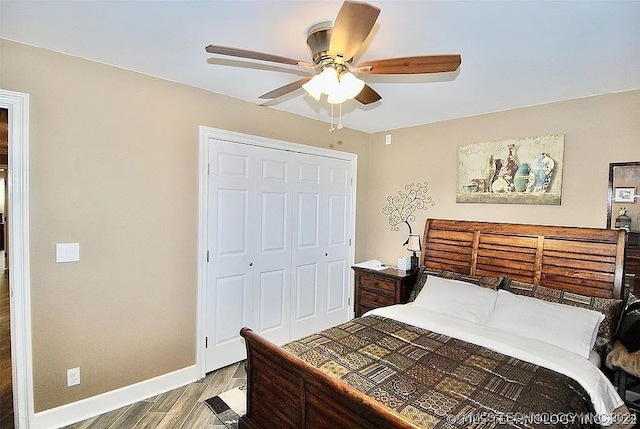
[[196, 126, 357, 378], [1, 89, 32, 429]]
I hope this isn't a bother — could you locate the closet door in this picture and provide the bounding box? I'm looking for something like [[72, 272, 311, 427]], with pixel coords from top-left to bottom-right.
[[253, 150, 292, 347], [204, 134, 354, 372], [205, 140, 291, 371], [290, 155, 352, 340]]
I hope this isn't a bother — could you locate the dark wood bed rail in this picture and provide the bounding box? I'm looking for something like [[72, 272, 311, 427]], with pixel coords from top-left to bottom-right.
[[239, 327, 422, 429], [421, 219, 627, 299]]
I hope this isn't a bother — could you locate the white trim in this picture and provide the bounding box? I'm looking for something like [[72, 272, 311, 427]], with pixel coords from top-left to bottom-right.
[[0, 89, 32, 429], [32, 365, 197, 429], [199, 127, 357, 161], [349, 159, 358, 320], [195, 126, 209, 379], [196, 126, 358, 379]]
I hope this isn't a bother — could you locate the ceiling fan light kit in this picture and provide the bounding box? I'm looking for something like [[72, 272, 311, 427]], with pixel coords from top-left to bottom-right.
[[302, 67, 365, 104], [205, 1, 461, 130]]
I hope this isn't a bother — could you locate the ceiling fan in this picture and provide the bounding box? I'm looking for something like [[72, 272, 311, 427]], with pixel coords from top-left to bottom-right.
[[205, 1, 461, 106]]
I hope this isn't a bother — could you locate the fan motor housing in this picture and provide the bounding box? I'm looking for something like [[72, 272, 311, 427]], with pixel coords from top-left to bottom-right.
[[306, 21, 333, 65]]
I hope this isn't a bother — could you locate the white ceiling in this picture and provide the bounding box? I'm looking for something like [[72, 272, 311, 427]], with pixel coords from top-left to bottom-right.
[[2, 1, 639, 133]]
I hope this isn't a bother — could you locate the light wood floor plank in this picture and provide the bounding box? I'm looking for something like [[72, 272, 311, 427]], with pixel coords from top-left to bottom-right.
[[177, 402, 218, 428], [131, 411, 166, 429], [0, 270, 13, 429], [154, 383, 207, 429], [83, 404, 131, 429], [108, 401, 154, 428], [149, 385, 188, 413], [198, 363, 241, 402]]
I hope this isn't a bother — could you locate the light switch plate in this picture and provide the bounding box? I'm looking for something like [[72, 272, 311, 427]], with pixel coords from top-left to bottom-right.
[[56, 243, 80, 263]]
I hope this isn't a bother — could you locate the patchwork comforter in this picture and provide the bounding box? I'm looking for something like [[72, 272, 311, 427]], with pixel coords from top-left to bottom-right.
[[283, 312, 619, 428]]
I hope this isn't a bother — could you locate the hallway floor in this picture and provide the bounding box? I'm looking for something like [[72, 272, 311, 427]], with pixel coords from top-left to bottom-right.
[[0, 264, 13, 429]]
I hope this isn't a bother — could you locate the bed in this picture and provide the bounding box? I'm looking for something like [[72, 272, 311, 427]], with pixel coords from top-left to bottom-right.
[[239, 219, 633, 428]]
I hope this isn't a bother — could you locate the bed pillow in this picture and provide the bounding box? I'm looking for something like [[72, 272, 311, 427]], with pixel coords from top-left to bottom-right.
[[502, 279, 624, 356], [409, 268, 504, 302], [486, 290, 605, 359], [412, 274, 498, 324]]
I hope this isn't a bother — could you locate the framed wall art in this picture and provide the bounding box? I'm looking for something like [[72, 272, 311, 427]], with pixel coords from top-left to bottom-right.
[[614, 187, 636, 203], [457, 134, 565, 205]]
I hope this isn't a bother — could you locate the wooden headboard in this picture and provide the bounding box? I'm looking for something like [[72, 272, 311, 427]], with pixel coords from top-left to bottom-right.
[[421, 219, 627, 299]]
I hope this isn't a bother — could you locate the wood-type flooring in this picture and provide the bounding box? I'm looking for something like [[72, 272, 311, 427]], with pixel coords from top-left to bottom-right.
[[63, 361, 246, 429], [0, 269, 13, 429]]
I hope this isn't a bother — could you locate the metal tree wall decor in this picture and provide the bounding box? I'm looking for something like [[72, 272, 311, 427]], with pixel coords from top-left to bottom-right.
[[382, 182, 435, 245]]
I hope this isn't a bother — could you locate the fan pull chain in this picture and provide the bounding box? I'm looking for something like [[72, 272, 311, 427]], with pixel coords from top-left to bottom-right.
[[329, 103, 344, 133], [329, 104, 335, 133]]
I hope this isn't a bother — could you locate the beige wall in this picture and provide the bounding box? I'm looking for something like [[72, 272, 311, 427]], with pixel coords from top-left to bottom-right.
[[365, 90, 640, 264], [0, 40, 370, 412], [2, 37, 639, 414]]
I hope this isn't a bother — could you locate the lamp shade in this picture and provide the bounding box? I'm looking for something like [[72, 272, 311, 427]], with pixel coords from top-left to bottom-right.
[[327, 72, 365, 104], [303, 67, 340, 101], [339, 72, 365, 99], [302, 74, 324, 101], [407, 234, 421, 252]]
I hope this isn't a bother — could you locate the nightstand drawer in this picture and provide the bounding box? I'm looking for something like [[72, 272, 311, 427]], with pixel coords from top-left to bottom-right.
[[359, 289, 395, 308], [359, 276, 396, 294]]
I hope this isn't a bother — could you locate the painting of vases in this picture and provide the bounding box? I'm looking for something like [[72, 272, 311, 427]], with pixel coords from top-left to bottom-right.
[[457, 134, 564, 204]]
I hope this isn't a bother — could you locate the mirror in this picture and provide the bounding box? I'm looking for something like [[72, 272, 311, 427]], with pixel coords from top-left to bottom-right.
[[607, 162, 640, 231], [608, 162, 640, 295]]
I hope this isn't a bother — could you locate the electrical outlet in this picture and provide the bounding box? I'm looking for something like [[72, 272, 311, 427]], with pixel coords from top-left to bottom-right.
[[67, 367, 80, 387]]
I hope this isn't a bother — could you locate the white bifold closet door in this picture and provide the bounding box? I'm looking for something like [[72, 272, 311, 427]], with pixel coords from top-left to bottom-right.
[[290, 157, 352, 340], [205, 138, 353, 372]]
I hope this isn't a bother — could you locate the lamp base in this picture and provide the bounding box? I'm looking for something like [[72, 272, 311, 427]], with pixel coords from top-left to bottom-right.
[[410, 253, 419, 272]]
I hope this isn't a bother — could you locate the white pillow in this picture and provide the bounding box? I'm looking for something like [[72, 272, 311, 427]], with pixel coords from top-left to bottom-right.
[[412, 275, 498, 324], [486, 290, 604, 359]]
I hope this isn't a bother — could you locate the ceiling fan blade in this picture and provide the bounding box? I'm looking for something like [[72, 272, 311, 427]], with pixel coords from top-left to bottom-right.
[[354, 84, 381, 105], [205, 45, 312, 67], [357, 55, 462, 74], [329, 1, 380, 61], [258, 77, 312, 99]]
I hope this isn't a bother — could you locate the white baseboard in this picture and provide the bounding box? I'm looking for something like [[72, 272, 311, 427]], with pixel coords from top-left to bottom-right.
[[32, 365, 198, 429]]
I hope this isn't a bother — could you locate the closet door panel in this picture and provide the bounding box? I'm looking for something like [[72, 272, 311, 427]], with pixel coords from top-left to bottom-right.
[[327, 260, 346, 312], [328, 194, 347, 246], [322, 159, 352, 327], [291, 157, 327, 338], [290, 155, 354, 339], [253, 151, 292, 346], [292, 191, 322, 324], [211, 274, 250, 344], [258, 269, 286, 332], [297, 193, 319, 247], [206, 141, 256, 370], [294, 263, 318, 320], [217, 189, 248, 256]]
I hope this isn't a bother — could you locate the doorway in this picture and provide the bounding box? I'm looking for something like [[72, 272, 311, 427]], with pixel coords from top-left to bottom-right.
[[0, 107, 10, 429], [196, 127, 358, 378], [0, 89, 32, 429]]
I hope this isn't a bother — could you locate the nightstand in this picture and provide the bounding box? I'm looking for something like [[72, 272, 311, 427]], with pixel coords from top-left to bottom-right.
[[352, 266, 418, 317]]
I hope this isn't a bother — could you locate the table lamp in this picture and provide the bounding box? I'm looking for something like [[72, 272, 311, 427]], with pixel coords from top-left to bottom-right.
[[407, 233, 421, 272]]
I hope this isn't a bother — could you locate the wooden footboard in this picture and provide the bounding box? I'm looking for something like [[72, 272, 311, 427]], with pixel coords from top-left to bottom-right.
[[238, 327, 422, 429]]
